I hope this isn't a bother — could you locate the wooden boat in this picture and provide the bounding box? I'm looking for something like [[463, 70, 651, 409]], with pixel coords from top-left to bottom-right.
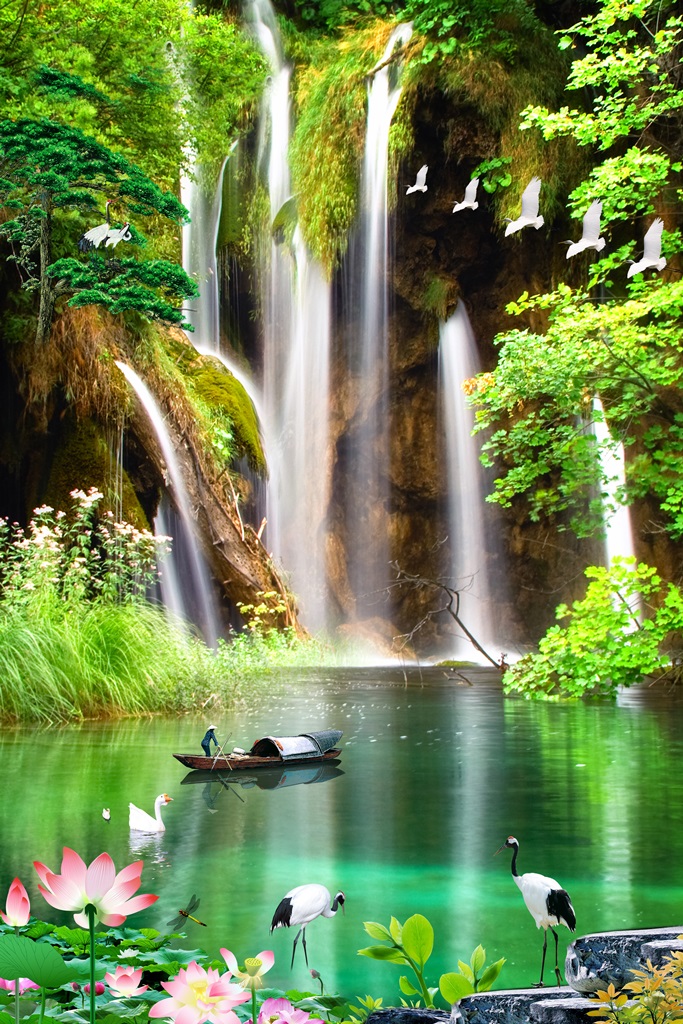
[[173, 728, 343, 772]]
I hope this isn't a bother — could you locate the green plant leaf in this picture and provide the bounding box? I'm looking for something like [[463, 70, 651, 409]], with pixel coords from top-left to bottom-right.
[[457, 960, 475, 983], [477, 958, 506, 992], [363, 921, 392, 942], [401, 915, 433, 968], [439, 972, 475, 1003], [357, 945, 408, 964], [389, 917, 402, 944], [470, 945, 486, 974], [399, 976, 419, 996], [0, 935, 76, 987]]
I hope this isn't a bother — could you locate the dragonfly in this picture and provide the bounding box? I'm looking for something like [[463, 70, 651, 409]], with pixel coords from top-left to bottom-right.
[[167, 894, 207, 931]]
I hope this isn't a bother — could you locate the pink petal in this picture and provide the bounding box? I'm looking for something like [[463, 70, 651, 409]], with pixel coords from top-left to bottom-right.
[[98, 877, 142, 911], [174, 1007, 202, 1024], [113, 861, 144, 887], [116, 892, 158, 916], [38, 878, 82, 912], [73, 911, 90, 929], [85, 853, 116, 902], [256, 951, 274, 973], [220, 949, 239, 975], [5, 879, 30, 926], [99, 912, 127, 927], [61, 849, 88, 889], [149, 998, 178, 1019], [33, 862, 51, 886]]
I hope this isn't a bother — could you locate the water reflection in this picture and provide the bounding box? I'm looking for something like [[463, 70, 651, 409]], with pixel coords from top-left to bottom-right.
[[0, 669, 682, 998]]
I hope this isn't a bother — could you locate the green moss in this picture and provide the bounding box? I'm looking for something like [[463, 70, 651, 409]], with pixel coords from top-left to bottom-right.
[[189, 358, 266, 474], [42, 418, 149, 528], [421, 275, 457, 321]]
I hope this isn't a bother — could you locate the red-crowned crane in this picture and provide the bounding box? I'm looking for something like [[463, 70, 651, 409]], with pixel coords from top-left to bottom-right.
[[270, 884, 345, 969], [78, 201, 131, 252], [496, 836, 575, 987]]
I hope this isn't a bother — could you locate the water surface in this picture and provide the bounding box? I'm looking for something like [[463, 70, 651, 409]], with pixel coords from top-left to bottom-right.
[[1, 668, 682, 1000]]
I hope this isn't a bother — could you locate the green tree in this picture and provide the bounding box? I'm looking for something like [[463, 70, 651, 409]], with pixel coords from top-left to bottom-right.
[[0, 116, 197, 344], [470, 0, 683, 539]]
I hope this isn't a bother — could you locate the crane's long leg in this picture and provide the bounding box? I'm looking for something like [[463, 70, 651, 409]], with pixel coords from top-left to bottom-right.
[[551, 928, 562, 987], [302, 927, 309, 967], [534, 929, 548, 987], [291, 927, 303, 970]]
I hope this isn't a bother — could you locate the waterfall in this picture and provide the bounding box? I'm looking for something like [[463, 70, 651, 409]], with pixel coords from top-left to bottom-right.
[[154, 496, 190, 629], [345, 22, 413, 621], [439, 304, 497, 659], [116, 361, 221, 645], [592, 397, 636, 566], [247, 0, 332, 631]]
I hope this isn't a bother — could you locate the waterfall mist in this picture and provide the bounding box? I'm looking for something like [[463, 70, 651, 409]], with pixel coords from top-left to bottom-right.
[[439, 305, 498, 660]]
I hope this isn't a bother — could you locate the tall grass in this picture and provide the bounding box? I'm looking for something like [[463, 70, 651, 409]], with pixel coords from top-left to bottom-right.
[[0, 491, 339, 723]]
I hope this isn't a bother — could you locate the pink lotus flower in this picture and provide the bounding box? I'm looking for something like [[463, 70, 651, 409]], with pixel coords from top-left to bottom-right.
[[104, 965, 148, 998], [148, 961, 250, 1024], [84, 983, 105, 996], [34, 848, 157, 928], [220, 950, 274, 992], [257, 998, 320, 1024], [0, 978, 40, 996], [0, 878, 30, 927]]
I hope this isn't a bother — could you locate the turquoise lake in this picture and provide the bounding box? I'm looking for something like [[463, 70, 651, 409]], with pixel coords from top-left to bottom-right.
[[1, 668, 682, 1001]]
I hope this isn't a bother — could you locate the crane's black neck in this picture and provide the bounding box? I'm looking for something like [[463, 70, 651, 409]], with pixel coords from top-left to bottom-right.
[[331, 894, 343, 913], [509, 843, 520, 877]]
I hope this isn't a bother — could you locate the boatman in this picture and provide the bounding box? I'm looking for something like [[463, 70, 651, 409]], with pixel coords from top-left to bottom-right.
[[201, 725, 220, 758]]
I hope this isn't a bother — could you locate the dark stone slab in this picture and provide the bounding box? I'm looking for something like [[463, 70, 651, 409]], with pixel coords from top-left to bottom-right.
[[565, 928, 683, 993], [530, 996, 596, 1024], [366, 1009, 449, 1024], [454, 987, 582, 1024], [640, 938, 683, 967]]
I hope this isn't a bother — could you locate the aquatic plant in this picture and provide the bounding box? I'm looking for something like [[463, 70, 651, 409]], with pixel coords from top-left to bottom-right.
[[359, 914, 505, 1007], [149, 961, 251, 1024]]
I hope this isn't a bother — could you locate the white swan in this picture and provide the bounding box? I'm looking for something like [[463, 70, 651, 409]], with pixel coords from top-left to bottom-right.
[[129, 793, 173, 833]]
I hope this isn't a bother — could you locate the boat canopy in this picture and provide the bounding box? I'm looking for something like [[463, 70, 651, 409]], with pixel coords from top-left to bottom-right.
[[249, 729, 343, 761]]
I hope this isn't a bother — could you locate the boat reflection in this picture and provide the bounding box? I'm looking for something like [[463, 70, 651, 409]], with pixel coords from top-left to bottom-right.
[[181, 762, 344, 810]]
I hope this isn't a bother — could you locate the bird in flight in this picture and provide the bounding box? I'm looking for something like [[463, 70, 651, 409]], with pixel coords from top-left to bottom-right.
[[452, 178, 479, 213], [627, 218, 666, 277], [505, 177, 544, 236], [406, 165, 428, 194], [565, 200, 605, 258]]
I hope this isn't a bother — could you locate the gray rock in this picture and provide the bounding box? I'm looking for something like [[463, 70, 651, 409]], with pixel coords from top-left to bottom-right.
[[565, 927, 683, 993], [639, 939, 683, 967], [530, 995, 597, 1024], [454, 987, 581, 1024], [366, 1009, 449, 1024]]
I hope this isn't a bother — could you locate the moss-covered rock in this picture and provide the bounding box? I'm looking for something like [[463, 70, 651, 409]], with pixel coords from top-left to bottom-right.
[[191, 358, 266, 474], [43, 417, 150, 529]]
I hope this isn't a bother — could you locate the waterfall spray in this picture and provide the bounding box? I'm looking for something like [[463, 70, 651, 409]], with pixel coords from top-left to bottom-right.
[[592, 397, 636, 566], [247, 0, 332, 631], [345, 22, 412, 621], [439, 304, 497, 659], [116, 361, 221, 645]]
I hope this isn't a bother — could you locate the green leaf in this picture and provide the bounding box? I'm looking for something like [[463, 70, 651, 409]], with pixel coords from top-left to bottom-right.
[[457, 960, 474, 983], [470, 945, 486, 974], [439, 972, 474, 1003], [401, 915, 433, 968], [399, 976, 419, 996], [357, 945, 409, 964], [389, 917, 402, 945], [0, 936, 77, 987], [363, 921, 392, 942], [477, 958, 506, 992]]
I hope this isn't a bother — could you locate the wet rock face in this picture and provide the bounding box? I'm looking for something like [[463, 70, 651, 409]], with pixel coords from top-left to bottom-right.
[[565, 928, 683, 993]]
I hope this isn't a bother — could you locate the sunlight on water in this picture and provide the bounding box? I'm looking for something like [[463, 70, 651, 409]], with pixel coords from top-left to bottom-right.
[[1, 669, 682, 1000]]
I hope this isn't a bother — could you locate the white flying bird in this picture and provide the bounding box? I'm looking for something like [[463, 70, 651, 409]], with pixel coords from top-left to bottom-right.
[[627, 218, 666, 277], [453, 178, 479, 213], [504, 177, 544, 236], [565, 200, 605, 258], [406, 164, 428, 194]]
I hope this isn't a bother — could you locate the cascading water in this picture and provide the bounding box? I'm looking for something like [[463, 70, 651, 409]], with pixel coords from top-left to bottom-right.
[[116, 361, 221, 645], [247, 0, 332, 631], [180, 157, 228, 350], [439, 304, 497, 658], [345, 22, 412, 621], [592, 397, 636, 566]]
